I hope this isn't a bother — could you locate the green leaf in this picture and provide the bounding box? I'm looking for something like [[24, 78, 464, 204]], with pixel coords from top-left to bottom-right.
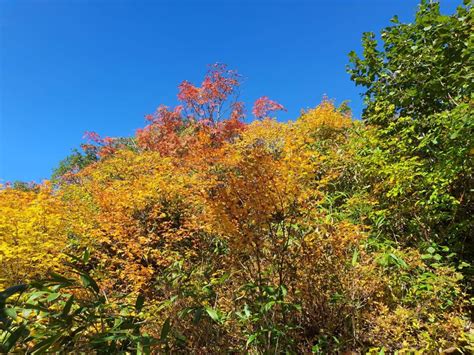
[[27, 291, 48, 302], [48, 272, 75, 285], [389, 253, 408, 269], [246, 333, 258, 347], [263, 301, 275, 312], [61, 295, 74, 317], [80, 273, 100, 293], [135, 293, 145, 312], [244, 304, 251, 318], [1, 325, 28, 352], [30, 334, 62, 354], [46, 292, 61, 302], [3, 307, 17, 319], [352, 248, 359, 266], [113, 318, 123, 329], [193, 307, 203, 324], [83, 248, 90, 263], [0, 284, 28, 302], [205, 307, 220, 323], [160, 317, 171, 342]]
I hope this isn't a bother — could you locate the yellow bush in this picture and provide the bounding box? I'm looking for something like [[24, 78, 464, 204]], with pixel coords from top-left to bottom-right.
[[0, 183, 67, 287]]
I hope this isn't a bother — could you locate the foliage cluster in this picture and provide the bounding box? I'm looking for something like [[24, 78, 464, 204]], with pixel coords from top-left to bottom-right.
[[1, 1, 473, 352]]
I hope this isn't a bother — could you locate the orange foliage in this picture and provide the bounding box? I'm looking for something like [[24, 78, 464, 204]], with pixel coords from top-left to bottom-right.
[[2, 67, 469, 353]]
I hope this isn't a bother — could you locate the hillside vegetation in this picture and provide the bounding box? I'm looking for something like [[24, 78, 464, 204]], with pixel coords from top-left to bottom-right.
[[1, 1, 472, 353]]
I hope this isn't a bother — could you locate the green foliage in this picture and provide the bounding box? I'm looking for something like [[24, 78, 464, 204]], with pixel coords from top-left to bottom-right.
[[51, 148, 98, 182], [348, 0, 472, 124], [236, 282, 301, 353], [0, 251, 156, 353], [10, 181, 39, 192], [338, 103, 473, 252], [344, 0, 473, 260]]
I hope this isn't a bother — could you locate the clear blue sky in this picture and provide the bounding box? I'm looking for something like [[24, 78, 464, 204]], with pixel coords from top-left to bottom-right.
[[0, 0, 459, 183]]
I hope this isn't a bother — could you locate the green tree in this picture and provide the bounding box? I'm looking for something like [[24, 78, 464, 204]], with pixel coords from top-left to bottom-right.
[[348, 0, 472, 124], [51, 148, 98, 182], [345, 0, 473, 258]]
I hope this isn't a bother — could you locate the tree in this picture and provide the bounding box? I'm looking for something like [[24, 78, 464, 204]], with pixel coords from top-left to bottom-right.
[[348, 0, 472, 124], [345, 0, 473, 256], [52, 148, 98, 182]]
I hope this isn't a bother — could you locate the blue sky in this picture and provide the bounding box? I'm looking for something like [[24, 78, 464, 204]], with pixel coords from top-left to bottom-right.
[[0, 0, 459, 182]]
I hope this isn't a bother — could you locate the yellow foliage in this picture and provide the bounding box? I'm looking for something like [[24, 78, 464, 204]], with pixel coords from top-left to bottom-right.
[[61, 150, 204, 292], [0, 101, 470, 352], [0, 183, 67, 288]]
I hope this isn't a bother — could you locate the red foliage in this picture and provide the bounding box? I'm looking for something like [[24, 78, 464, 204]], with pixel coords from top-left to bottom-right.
[[252, 96, 285, 119], [177, 63, 241, 125], [136, 105, 188, 155], [137, 64, 246, 155], [213, 116, 247, 143], [82, 131, 117, 157], [82, 65, 285, 159]]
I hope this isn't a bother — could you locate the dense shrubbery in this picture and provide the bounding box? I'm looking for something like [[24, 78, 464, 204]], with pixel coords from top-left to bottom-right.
[[1, 1, 472, 352]]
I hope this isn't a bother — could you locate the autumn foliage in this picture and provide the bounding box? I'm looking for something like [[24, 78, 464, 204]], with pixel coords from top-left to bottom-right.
[[1, 2, 473, 351]]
